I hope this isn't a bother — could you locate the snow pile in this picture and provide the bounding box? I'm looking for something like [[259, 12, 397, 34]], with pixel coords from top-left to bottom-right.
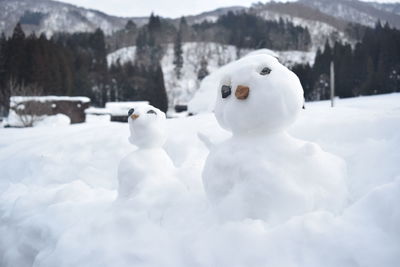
[[33, 114, 71, 127], [4, 111, 70, 128], [3, 109, 28, 127], [0, 93, 400, 267]]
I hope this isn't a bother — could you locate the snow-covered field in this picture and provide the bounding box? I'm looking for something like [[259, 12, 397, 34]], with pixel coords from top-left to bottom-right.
[[0, 93, 400, 267]]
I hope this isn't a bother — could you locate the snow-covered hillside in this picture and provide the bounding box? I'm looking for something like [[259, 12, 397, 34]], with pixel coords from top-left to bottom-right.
[[2, 0, 400, 38], [255, 9, 351, 49], [107, 42, 315, 107], [0, 0, 147, 36], [0, 93, 399, 266], [299, 0, 400, 29]]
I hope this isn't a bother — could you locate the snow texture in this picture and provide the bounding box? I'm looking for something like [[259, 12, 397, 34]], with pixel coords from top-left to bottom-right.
[[4, 111, 71, 128], [0, 93, 400, 267], [105, 101, 149, 116], [33, 114, 71, 127], [10, 96, 91, 106]]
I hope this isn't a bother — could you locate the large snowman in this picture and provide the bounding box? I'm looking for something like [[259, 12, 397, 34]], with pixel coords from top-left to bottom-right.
[[117, 104, 182, 205], [202, 54, 348, 223]]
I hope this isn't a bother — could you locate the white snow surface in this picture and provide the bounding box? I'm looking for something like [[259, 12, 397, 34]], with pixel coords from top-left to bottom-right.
[[33, 114, 71, 128], [4, 111, 71, 128], [0, 93, 400, 267], [105, 101, 149, 116], [10, 96, 91, 106]]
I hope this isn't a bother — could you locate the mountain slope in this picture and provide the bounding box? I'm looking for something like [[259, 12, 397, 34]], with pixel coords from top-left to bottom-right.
[[299, 0, 400, 28], [1, 0, 400, 38], [0, 0, 147, 36], [250, 2, 352, 49], [107, 43, 316, 107]]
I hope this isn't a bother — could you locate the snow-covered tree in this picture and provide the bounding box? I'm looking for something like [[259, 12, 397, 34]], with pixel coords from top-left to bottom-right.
[[173, 18, 185, 80]]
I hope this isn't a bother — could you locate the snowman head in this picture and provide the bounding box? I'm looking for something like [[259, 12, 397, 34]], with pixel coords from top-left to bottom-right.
[[127, 104, 166, 148], [214, 54, 304, 135]]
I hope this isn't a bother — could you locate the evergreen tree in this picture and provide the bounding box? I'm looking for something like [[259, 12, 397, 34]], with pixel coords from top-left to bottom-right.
[[135, 15, 164, 69], [0, 33, 6, 85], [173, 26, 183, 79], [7, 23, 27, 84], [197, 58, 209, 81], [150, 65, 168, 112], [178, 16, 190, 41], [0, 32, 8, 115], [125, 20, 137, 31], [194, 12, 311, 50]]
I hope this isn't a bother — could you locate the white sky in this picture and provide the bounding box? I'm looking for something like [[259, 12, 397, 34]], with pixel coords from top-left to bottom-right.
[[55, 0, 400, 18]]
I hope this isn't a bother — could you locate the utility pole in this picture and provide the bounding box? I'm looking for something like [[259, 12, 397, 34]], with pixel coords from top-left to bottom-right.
[[330, 61, 335, 107]]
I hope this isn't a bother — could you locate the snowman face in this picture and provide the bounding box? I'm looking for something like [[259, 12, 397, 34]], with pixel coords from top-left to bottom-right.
[[214, 54, 304, 135], [128, 105, 166, 148]]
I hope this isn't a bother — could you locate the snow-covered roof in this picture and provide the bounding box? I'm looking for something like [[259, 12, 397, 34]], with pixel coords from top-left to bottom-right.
[[105, 101, 149, 116], [10, 96, 91, 107], [84, 107, 111, 115]]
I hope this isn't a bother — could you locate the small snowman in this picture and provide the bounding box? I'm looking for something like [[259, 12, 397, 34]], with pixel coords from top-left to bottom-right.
[[117, 104, 180, 202], [202, 54, 348, 223]]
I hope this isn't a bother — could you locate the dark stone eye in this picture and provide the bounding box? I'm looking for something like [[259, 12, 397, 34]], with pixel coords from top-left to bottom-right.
[[260, 67, 271, 75], [147, 110, 157, 115], [128, 108, 135, 116], [221, 85, 231, 98]]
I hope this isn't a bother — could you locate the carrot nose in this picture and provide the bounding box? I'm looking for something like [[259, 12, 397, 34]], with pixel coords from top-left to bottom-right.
[[130, 114, 140, 120], [235, 85, 250, 100]]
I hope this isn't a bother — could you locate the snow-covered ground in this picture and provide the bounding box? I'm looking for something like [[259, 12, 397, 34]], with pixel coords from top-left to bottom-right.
[[0, 93, 399, 267]]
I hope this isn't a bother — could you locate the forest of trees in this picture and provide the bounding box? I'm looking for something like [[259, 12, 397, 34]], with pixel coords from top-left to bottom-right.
[[109, 14, 168, 112], [1, 9, 400, 117], [193, 12, 311, 51], [292, 22, 400, 101], [0, 15, 168, 116], [107, 12, 312, 52]]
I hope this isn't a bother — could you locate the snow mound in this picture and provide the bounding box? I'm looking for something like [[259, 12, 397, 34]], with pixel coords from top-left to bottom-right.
[[0, 94, 399, 267], [4, 111, 70, 128], [34, 114, 71, 127]]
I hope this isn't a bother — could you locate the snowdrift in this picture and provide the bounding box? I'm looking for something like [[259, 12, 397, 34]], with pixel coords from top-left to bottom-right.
[[0, 94, 399, 267]]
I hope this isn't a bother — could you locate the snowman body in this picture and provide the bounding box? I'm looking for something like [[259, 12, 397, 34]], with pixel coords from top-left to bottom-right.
[[117, 105, 179, 201], [118, 148, 176, 199], [202, 54, 347, 222]]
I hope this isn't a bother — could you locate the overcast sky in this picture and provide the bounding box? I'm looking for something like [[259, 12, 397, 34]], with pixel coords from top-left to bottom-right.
[[56, 0, 400, 18]]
